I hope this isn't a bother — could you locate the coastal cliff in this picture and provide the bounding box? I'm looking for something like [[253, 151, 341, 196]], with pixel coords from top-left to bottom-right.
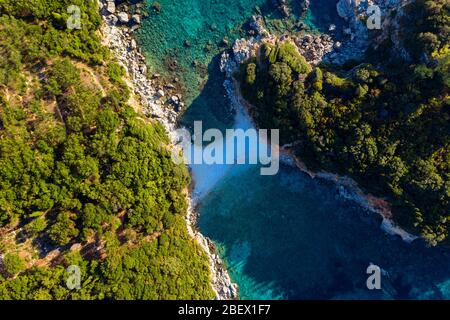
[[330, 0, 414, 64]]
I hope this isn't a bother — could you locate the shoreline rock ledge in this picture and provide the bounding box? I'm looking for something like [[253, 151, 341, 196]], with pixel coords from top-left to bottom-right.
[[98, 0, 239, 300]]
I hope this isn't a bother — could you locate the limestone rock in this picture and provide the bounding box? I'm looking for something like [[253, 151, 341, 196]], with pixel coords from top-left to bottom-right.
[[131, 14, 141, 25], [157, 89, 165, 97], [118, 12, 129, 24], [295, 34, 334, 66], [106, 0, 116, 14], [249, 15, 269, 37]]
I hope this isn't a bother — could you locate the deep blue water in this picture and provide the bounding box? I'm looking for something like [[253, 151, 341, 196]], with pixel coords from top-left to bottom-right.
[[136, 0, 450, 299]]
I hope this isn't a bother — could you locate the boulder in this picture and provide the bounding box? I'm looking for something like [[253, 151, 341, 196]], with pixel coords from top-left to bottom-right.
[[106, 0, 116, 14], [170, 95, 179, 102], [130, 39, 137, 50], [107, 14, 119, 26], [131, 14, 141, 25], [220, 37, 229, 47], [118, 12, 129, 24]]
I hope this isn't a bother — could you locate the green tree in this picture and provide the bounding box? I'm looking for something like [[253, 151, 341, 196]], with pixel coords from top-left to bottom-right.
[[3, 253, 26, 276]]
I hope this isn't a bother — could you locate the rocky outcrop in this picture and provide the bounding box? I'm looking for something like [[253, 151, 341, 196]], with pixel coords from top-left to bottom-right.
[[325, 0, 370, 64], [100, 21, 179, 127], [295, 34, 334, 66], [373, 0, 414, 61], [275, 0, 291, 17], [249, 15, 269, 38], [185, 200, 239, 300], [220, 37, 262, 77], [102, 0, 144, 29]]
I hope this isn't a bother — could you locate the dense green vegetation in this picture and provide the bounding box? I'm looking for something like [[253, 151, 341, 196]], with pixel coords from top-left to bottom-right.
[[240, 0, 450, 245], [0, 0, 214, 299]]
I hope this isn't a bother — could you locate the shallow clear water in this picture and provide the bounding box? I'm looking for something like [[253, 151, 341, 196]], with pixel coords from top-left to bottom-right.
[[136, 0, 450, 300], [137, 0, 270, 102]]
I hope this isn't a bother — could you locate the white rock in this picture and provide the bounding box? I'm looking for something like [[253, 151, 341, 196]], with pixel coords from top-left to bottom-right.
[[106, 1, 116, 14], [170, 96, 180, 105], [118, 12, 129, 24], [132, 14, 141, 24]]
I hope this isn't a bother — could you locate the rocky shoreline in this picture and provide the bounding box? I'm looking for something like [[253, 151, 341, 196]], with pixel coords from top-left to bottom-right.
[[98, 0, 238, 300], [278, 148, 418, 243], [228, 58, 418, 243], [219, 13, 419, 244]]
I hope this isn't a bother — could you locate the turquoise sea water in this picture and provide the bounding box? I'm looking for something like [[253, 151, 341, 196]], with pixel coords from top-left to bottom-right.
[[136, 0, 450, 299], [199, 164, 450, 299]]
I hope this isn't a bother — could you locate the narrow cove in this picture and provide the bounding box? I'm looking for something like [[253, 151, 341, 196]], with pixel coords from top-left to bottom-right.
[[135, 0, 450, 299]]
